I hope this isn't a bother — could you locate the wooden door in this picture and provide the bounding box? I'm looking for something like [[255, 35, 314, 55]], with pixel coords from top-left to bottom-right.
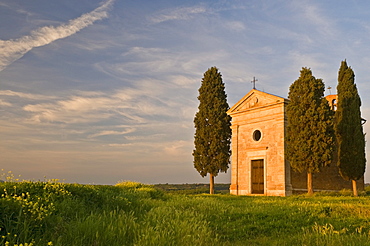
[[251, 159, 264, 194]]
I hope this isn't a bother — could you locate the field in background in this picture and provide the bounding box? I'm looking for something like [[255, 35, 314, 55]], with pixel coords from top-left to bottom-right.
[[154, 183, 230, 194], [1, 179, 370, 245]]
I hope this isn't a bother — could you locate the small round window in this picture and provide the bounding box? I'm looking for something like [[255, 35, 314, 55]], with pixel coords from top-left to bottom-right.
[[253, 130, 262, 141]]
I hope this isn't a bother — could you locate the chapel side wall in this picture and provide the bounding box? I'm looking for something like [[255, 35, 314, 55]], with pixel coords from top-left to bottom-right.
[[283, 108, 293, 196], [263, 106, 286, 196], [291, 165, 365, 193], [230, 124, 239, 195]]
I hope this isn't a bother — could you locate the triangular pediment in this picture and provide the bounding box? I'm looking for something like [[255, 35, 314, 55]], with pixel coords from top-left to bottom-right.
[[227, 89, 287, 115]]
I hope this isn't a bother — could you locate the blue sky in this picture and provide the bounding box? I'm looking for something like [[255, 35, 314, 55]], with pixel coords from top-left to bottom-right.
[[1, 0, 370, 184]]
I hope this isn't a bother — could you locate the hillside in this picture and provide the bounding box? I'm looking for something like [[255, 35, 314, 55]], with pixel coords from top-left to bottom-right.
[[1, 180, 370, 245]]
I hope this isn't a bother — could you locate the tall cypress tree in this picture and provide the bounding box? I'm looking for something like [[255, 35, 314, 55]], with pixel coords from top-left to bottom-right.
[[193, 67, 231, 194], [335, 60, 366, 196], [286, 68, 335, 195]]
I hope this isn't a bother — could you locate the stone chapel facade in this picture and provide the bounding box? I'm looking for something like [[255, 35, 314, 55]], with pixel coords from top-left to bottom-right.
[[227, 89, 364, 196]]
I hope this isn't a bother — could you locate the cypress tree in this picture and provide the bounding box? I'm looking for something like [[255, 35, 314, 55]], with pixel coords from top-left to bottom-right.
[[286, 68, 335, 195], [335, 60, 366, 196], [193, 67, 231, 194]]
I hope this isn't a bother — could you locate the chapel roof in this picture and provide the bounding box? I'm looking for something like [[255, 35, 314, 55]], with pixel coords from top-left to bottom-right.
[[227, 89, 288, 115]]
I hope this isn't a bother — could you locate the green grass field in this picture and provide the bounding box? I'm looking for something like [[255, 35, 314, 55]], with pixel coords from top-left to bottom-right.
[[1, 178, 370, 246]]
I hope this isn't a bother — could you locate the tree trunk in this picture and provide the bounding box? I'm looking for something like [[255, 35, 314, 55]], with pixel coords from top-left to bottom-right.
[[307, 172, 313, 195], [209, 174, 214, 194], [352, 179, 358, 197]]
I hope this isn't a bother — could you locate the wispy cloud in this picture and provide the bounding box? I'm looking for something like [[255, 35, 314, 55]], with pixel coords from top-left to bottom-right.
[[225, 21, 246, 32], [89, 128, 136, 138], [0, 99, 11, 106], [0, 2, 33, 16], [22, 95, 118, 124], [19, 84, 190, 125], [290, 2, 337, 39], [0, 0, 115, 71], [0, 90, 57, 100], [96, 46, 229, 83], [149, 6, 207, 24], [163, 140, 189, 156], [288, 50, 329, 75]]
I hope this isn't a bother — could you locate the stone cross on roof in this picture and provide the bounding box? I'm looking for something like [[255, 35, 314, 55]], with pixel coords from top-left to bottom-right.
[[251, 77, 258, 89]]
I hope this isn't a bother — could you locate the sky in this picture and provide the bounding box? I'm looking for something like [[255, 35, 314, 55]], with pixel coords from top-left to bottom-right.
[[1, 0, 370, 185]]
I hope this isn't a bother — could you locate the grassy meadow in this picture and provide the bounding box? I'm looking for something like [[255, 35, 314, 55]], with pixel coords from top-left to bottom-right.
[[1, 175, 370, 245]]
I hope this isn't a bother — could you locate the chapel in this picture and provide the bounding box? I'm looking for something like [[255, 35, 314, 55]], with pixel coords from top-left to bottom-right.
[[227, 89, 364, 196]]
